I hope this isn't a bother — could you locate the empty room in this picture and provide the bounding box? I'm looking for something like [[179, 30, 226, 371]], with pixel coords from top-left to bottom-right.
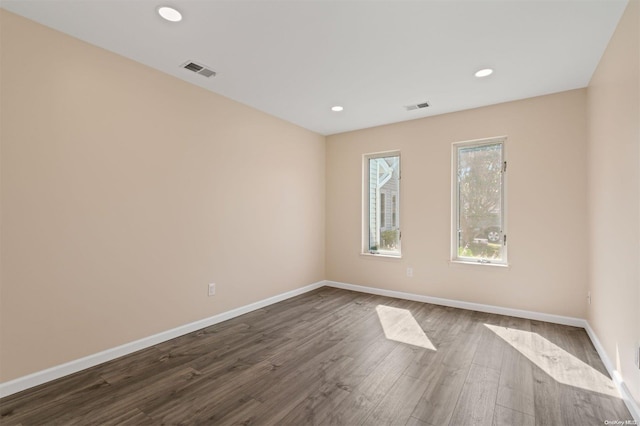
[[0, 0, 638, 425]]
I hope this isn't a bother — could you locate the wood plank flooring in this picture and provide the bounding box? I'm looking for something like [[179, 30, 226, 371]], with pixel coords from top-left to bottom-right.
[[0, 287, 633, 425]]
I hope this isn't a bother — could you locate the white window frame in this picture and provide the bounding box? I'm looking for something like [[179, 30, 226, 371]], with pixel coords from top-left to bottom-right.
[[451, 137, 507, 266], [362, 151, 401, 258]]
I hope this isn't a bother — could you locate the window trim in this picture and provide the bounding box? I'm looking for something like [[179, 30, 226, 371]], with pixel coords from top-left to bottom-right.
[[451, 136, 508, 266], [362, 150, 401, 258]]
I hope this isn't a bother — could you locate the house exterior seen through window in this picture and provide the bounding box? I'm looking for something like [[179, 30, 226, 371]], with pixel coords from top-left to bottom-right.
[[365, 152, 401, 256], [452, 138, 507, 265]]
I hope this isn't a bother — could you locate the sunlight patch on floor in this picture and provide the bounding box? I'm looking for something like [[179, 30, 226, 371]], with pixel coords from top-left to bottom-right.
[[485, 324, 619, 398], [376, 305, 436, 350]]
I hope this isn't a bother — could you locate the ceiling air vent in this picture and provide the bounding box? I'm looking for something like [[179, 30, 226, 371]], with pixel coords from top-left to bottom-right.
[[181, 61, 216, 78], [405, 101, 430, 111]]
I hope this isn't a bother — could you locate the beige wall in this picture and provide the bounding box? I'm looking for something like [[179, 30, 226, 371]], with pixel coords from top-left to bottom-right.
[[0, 11, 325, 382], [1, 2, 637, 404], [326, 89, 589, 319], [587, 0, 640, 405]]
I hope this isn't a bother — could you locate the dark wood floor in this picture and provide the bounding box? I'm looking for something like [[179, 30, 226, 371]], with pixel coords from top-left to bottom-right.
[[0, 287, 633, 425]]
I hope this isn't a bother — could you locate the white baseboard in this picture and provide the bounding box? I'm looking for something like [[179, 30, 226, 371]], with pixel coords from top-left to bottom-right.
[[326, 280, 639, 423], [325, 280, 585, 327], [0, 280, 325, 399], [584, 322, 640, 422], [3, 278, 638, 424]]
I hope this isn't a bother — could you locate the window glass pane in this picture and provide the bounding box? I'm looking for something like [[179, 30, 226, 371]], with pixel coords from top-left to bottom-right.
[[368, 155, 400, 254], [456, 142, 504, 262], [392, 195, 397, 227]]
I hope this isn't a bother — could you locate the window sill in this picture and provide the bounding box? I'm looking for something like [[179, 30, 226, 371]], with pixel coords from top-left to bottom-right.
[[361, 252, 402, 260], [449, 259, 509, 268]]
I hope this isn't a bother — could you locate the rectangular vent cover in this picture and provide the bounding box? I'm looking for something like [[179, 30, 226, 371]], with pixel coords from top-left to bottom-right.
[[182, 61, 216, 78], [405, 101, 430, 111]]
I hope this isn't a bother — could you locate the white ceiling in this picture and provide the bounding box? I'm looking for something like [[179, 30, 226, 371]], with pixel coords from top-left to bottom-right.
[[2, 0, 628, 135]]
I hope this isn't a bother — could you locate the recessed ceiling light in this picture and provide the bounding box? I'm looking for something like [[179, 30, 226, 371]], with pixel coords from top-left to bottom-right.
[[158, 6, 182, 22], [331, 106, 344, 112], [475, 68, 494, 78]]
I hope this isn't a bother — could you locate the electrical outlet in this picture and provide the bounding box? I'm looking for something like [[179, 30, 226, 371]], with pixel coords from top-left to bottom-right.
[[208, 283, 216, 296], [406, 267, 413, 278], [587, 291, 591, 305]]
